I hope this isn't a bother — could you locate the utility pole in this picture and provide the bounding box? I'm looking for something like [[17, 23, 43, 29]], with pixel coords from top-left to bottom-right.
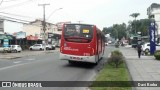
[[38, 4, 50, 52]]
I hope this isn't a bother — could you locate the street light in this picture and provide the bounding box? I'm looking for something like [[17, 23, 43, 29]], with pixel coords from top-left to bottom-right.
[[46, 8, 63, 20]]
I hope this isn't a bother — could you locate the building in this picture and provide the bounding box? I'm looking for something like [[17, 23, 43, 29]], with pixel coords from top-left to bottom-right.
[[23, 19, 60, 45], [52, 21, 71, 46], [0, 17, 26, 46], [0, 17, 24, 34], [147, 3, 160, 43]]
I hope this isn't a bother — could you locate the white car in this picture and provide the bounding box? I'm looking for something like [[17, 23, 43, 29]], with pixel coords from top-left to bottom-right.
[[105, 42, 108, 46], [45, 44, 54, 50], [142, 43, 160, 52], [29, 44, 44, 51], [108, 40, 112, 44], [9, 45, 22, 53]]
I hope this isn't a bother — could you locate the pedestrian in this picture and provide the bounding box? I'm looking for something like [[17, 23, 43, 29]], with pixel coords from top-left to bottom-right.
[[137, 43, 142, 58]]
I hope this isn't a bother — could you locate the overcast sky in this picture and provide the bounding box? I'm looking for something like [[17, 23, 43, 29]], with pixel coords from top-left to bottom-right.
[[0, 0, 160, 31]]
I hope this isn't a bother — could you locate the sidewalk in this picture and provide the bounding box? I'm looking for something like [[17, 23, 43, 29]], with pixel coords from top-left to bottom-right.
[[0, 48, 59, 59], [119, 47, 160, 90]]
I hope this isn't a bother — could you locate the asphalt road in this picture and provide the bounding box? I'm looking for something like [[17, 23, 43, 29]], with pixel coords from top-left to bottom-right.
[[0, 45, 115, 90]]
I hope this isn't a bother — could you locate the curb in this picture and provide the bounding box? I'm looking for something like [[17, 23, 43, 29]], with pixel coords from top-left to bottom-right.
[[0, 56, 21, 59], [0, 49, 59, 59], [124, 57, 136, 90]]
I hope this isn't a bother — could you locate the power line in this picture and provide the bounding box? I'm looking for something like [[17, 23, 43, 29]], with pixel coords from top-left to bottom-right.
[[0, 15, 44, 27], [0, 11, 36, 19], [0, 15, 31, 23], [46, 8, 63, 20], [3, 0, 22, 2], [0, 0, 33, 11], [0, 0, 3, 5]]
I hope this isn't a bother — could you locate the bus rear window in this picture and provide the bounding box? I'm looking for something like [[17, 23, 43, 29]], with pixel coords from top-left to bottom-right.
[[64, 24, 93, 43]]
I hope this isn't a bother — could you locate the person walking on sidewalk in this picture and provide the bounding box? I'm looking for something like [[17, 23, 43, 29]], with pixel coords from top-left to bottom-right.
[[137, 43, 142, 58]]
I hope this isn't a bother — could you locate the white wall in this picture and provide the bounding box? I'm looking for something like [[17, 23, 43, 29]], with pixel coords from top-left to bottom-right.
[[4, 20, 23, 34], [23, 24, 42, 39]]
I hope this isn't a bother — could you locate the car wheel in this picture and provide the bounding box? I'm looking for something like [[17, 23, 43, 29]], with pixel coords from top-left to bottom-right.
[[14, 50, 17, 53], [145, 49, 149, 52], [52, 47, 55, 50], [30, 48, 32, 50], [40, 48, 42, 50]]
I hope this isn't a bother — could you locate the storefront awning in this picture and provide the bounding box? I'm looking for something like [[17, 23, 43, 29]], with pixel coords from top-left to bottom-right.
[[27, 36, 38, 40], [0, 34, 13, 40]]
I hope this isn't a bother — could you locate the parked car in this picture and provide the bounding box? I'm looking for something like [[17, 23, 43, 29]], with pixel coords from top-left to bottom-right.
[[9, 45, 22, 53], [53, 42, 60, 47], [142, 43, 160, 52], [0, 47, 3, 52], [0, 46, 12, 53], [29, 44, 44, 51], [51, 44, 56, 50], [108, 40, 112, 44], [45, 44, 52, 50], [105, 42, 108, 46]]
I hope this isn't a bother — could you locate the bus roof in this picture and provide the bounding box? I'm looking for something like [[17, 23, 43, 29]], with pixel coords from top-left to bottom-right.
[[64, 23, 95, 26]]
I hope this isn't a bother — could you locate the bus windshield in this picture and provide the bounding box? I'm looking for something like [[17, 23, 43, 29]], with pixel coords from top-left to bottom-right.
[[64, 24, 93, 43]]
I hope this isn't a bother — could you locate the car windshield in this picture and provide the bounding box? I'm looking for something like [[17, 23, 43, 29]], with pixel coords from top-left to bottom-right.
[[34, 45, 41, 46]]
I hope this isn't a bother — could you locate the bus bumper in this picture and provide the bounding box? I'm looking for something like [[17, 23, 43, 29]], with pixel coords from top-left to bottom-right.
[[59, 53, 96, 63]]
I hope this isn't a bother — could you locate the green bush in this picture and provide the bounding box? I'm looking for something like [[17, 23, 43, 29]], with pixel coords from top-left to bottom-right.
[[108, 50, 124, 68], [144, 49, 151, 55], [154, 51, 160, 60]]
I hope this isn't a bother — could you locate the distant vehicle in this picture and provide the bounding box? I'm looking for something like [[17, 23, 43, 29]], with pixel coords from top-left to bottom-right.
[[29, 44, 44, 50], [142, 43, 160, 52], [108, 40, 112, 44], [0, 46, 12, 53], [0, 47, 3, 52], [105, 42, 108, 46], [9, 45, 22, 53], [53, 42, 60, 47], [51, 44, 56, 50], [60, 24, 105, 64], [46, 44, 52, 50], [46, 44, 55, 50]]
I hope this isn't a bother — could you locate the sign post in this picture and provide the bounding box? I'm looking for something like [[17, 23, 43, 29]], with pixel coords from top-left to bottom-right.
[[137, 32, 142, 44], [149, 20, 156, 55], [3, 38, 9, 47]]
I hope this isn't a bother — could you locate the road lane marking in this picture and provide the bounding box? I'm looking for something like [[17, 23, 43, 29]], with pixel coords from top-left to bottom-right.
[[0, 62, 32, 71], [26, 58, 36, 61], [13, 61, 22, 64]]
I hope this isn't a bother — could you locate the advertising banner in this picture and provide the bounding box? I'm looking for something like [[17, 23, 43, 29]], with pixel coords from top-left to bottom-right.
[[3, 39, 9, 47], [149, 21, 156, 55], [27, 36, 38, 40], [16, 31, 26, 39]]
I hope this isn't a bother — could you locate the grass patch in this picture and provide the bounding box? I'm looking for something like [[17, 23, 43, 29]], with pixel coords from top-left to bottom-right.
[[90, 63, 132, 90]]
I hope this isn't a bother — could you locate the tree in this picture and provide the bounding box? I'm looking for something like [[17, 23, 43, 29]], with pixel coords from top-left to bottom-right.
[[128, 19, 150, 36], [112, 23, 127, 40], [130, 13, 140, 34], [102, 23, 127, 40], [130, 13, 140, 20]]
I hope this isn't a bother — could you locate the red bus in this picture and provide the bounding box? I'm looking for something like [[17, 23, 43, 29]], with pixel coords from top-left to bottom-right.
[[59, 24, 105, 64]]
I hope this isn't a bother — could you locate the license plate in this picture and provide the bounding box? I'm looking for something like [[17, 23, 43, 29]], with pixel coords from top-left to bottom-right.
[[70, 57, 81, 60]]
